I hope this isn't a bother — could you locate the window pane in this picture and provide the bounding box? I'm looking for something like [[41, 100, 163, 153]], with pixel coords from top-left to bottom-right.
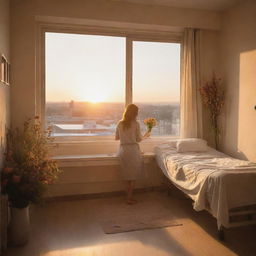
[[45, 33, 125, 137], [133, 41, 180, 136]]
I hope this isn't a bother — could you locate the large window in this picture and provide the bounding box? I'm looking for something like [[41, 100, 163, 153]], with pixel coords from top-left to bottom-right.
[[45, 32, 180, 138], [133, 41, 180, 136], [45, 33, 125, 137]]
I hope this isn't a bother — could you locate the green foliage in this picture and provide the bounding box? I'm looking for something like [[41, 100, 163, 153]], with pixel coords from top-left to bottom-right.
[[1, 117, 61, 208]]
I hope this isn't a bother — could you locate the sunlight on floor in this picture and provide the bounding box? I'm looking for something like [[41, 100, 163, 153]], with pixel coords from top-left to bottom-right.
[[4, 192, 256, 256], [171, 221, 237, 256], [43, 240, 175, 256]]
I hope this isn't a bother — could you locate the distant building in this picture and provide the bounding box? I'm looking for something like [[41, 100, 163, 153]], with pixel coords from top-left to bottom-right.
[[69, 100, 74, 117]]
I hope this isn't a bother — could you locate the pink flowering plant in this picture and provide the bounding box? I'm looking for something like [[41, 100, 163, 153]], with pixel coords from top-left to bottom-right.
[[1, 117, 61, 208], [199, 74, 224, 149]]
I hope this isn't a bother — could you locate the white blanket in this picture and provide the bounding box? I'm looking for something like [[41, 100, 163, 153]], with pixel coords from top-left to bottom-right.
[[155, 144, 256, 228]]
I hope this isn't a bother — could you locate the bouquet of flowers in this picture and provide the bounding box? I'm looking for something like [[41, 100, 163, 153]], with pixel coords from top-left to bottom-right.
[[199, 74, 224, 149], [1, 117, 61, 208], [144, 117, 157, 132]]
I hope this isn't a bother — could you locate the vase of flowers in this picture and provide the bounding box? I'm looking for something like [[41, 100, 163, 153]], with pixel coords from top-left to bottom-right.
[[9, 206, 30, 246], [1, 117, 61, 246], [144, 118, 157, 133], [199, 74, 225, 150]]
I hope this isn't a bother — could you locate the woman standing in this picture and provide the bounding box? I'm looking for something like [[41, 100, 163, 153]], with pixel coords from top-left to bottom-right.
[[115, 104, 150, 204]]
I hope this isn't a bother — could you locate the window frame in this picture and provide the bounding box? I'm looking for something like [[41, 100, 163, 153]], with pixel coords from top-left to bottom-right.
[[36, 20, 182, 143]]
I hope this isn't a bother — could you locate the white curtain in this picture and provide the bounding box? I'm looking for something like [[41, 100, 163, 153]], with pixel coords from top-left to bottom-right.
[[180, 28, 203, 138]]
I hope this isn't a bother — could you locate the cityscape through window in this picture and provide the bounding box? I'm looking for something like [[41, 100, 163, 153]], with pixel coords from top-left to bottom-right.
[[133, 41, 180, 136]]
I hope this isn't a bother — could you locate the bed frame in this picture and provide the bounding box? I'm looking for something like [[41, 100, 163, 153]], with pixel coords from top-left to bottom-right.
[[162, 175, 256, 240]]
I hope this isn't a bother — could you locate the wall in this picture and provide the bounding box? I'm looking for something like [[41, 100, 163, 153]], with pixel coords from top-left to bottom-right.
[[0, 0, 10, 169], [0, 0, 10, 252], [220, 0, 256, 161], [9, 0, 222, 196], [35, 0, 220, 30], [47, 155, 163, 197], [10, 0, 221, 127], [200, 29, 221, 147]]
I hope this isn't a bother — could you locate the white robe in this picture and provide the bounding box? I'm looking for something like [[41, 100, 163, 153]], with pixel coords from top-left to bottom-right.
[[115, 120, 144, 180]]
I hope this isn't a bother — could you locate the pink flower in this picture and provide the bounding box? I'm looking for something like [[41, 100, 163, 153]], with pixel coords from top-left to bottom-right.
[[12, 175, 21, 183], [3, 167, 13, 174]]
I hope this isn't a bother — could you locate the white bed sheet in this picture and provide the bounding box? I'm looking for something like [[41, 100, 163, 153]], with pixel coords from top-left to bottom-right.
[[155, 144, 256, 228]]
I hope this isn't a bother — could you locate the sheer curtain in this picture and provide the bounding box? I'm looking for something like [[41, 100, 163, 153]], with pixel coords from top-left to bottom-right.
[[180, 28, 203, 138]]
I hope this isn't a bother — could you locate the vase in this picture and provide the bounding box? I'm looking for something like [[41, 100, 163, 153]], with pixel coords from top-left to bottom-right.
[[9, 206, 30, 246]]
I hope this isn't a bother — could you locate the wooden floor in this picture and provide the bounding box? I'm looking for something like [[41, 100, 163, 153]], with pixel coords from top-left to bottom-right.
[[3, 190, 256, 256]]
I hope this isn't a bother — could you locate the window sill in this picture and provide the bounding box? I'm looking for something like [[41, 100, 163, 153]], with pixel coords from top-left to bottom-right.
[[50, 135, 178, 143], [49, 136, 179, 156], [52, 152, 155, 167]]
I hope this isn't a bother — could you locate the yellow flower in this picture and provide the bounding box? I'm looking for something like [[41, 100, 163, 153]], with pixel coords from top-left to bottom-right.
[[144, 118, 157, 131]]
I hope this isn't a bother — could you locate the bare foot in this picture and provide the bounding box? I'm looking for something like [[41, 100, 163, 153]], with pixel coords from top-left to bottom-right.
[[126, 199, 138, 205]]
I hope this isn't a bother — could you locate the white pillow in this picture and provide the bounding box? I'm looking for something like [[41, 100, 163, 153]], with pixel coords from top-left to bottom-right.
[[166, 139, 178, 148], [167, 138, 202, 148], [176, 138, 207, 153]]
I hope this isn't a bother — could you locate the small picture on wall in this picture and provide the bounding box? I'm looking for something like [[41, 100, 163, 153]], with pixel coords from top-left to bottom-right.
[[0, 54, 10, 85]]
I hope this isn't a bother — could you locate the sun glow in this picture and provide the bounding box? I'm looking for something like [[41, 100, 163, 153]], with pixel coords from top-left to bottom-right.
[[80, 89, 108, 103], [89, 97, 103, 103]]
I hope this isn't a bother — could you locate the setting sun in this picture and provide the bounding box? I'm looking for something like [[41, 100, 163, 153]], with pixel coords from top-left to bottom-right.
[[85, 91, 108, 103], [77, 87, 109, 103], [89, 97, 103, 103]]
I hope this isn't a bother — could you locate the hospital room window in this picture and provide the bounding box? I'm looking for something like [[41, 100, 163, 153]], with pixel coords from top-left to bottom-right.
[[133, 41, 180, 136], [45, 33, 180, 139], [45, 32, 125, 138]]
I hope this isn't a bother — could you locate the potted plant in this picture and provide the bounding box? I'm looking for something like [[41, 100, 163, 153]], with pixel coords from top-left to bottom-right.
[[1, 116, 61, 246], [199, 74, 225, 150]]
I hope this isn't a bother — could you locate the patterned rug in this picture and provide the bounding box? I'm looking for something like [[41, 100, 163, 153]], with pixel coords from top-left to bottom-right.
[[99, 192, 182, 234]]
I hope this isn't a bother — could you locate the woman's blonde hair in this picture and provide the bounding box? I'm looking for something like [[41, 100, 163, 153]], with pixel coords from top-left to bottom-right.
[[121, 104, 138, 129]]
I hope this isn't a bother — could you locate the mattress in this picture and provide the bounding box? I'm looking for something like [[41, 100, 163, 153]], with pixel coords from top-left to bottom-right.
[[155, 144, 256, 228]]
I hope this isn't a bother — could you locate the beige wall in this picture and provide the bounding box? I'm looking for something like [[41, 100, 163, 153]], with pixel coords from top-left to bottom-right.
[[200, 29, 221, 146], [0, 0, 10, 251], [47, 157, 163, 197], [9, 0, 222, 196], [35, 0, 220, 29], [220, 0, 256, 161], [10, 0, 221, 127], [0, 0, 10, 168]]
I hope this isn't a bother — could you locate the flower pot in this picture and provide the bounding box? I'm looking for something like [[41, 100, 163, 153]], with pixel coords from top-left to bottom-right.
[[9, 206, 30, 246]]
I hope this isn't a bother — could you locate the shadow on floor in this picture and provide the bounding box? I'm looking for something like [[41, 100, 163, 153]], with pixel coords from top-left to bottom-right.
[[165, 186, 256, 256]]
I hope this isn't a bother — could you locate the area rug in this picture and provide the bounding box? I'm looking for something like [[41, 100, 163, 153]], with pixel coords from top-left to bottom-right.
[[99, 192, 183, 234], [101, 217, 182, 234]]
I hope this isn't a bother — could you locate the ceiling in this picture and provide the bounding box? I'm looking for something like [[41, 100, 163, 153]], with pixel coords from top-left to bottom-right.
[[113, 0, 243, 11]]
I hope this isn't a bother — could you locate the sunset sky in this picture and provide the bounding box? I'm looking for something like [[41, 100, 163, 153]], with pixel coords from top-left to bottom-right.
[[45, 32, 180, 103]]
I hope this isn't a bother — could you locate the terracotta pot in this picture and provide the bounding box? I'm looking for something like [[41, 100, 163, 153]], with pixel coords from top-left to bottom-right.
[[9, 206, 30, 246]]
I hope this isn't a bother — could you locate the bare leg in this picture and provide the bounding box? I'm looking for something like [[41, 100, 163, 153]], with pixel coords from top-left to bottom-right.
[[218, 225, 225, 241], [126, 180, 137, 204]]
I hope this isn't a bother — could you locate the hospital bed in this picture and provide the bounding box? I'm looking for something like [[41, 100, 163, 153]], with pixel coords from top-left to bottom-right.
[[154, 139, 256, 239]]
